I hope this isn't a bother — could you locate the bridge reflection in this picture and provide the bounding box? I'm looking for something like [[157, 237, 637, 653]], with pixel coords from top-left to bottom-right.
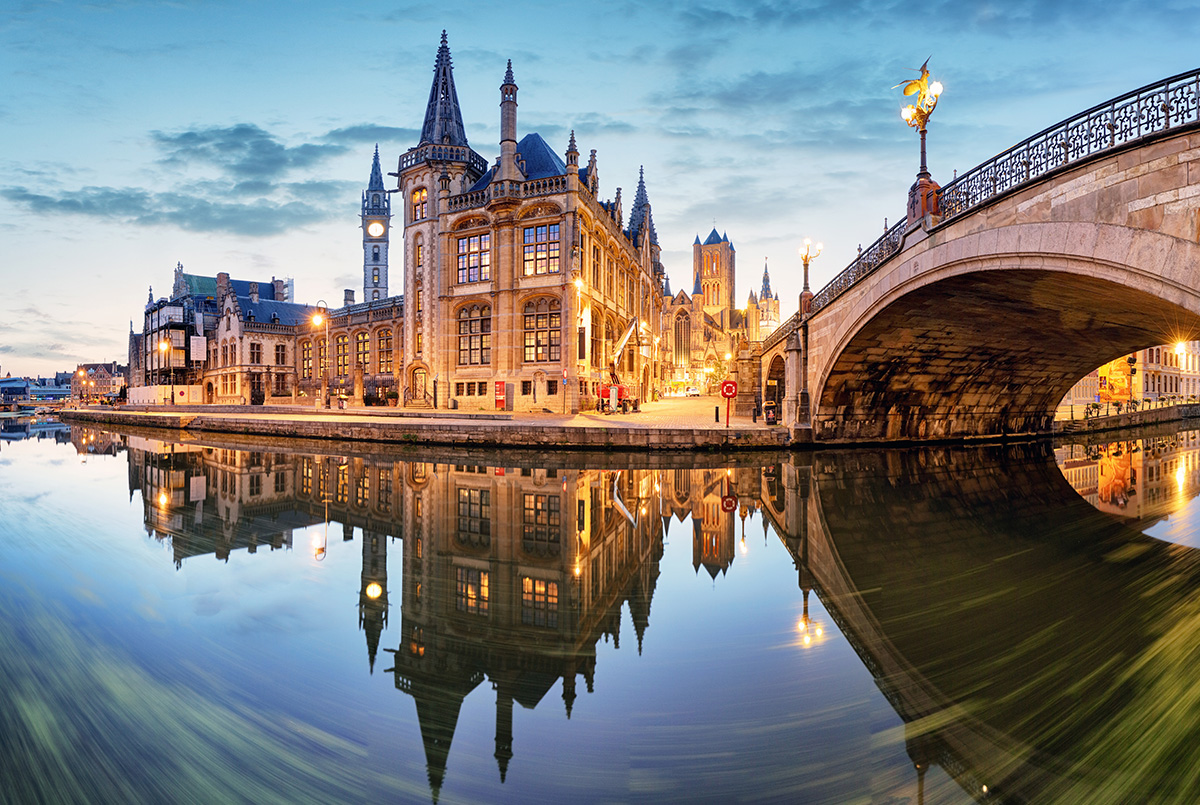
[[90, 424, 1200, 802]]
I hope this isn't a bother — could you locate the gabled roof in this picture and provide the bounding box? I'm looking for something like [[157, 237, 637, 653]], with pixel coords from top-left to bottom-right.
[[703, 228, 723, 246], [239, 299, 318, 327], [419, 31, 469, 148]]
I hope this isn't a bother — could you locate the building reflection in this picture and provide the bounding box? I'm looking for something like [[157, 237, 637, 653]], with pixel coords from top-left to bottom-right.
[[115, 436, 791, 799]]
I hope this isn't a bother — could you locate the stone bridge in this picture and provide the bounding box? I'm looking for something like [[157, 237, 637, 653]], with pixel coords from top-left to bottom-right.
[[762, 69, 1200, 442]]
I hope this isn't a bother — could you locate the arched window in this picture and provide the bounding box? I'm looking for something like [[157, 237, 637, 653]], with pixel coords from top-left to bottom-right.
[[335, 334, 349, 377], [372, 246, 380, 263], [372, 290, 380, 300], [590, 319, 601, 369], [301, 341, 313, 379], [523, 298, 561, 362], [355, 331, 369, 372], [458, 305, 492, 365], [411, 187, 428, 221], [378, 329, 393, 373], [674, 314, 691, 365]]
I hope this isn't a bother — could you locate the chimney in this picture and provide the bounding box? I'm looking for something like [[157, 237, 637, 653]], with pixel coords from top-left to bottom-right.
[[217, 272, 230, 301], [249, 282, 260, 303], [273, 278, 286, 301], [344, 289, 355, 306]]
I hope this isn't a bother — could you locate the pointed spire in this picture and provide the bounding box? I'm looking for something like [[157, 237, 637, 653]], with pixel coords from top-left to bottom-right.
[[367, 144, 385, 191], [663, 274, 672, 297], [420, 31, 469, 147], [504, 59, 514, 86], [566, 130, 578, 167], [627, 166, 651, 244], [760, 257, 773, 300]]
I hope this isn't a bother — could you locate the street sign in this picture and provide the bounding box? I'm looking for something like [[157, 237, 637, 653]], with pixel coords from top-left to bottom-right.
[[720, 380, 738, 399], [721, 495, 737, 513]]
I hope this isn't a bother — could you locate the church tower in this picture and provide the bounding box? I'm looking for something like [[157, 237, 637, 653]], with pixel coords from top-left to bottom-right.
[[362, 145, 392, 301], [397, 31, 488, 406], [758, 258, 780, 334], [693, 228, 736, 328]]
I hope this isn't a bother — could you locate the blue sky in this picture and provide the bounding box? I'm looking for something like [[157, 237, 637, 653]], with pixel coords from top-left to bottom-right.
[[2, 0, 1199, 377]]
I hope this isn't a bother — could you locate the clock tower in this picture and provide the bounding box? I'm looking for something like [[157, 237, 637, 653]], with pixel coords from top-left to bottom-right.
[[362, 144, 392, 301]]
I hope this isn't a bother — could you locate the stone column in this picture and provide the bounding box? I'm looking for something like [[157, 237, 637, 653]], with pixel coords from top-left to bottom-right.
[[784, 332, 802, 425]]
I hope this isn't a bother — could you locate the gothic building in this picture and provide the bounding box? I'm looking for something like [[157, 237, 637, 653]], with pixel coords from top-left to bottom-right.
[[661, 230, 780, 392], [395, 33, 665, 412]]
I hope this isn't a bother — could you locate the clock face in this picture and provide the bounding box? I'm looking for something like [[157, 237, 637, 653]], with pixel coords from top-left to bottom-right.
[[367, 221, 385, 238]]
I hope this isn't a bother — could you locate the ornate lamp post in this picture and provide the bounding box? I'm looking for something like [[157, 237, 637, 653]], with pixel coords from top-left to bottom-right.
[[898, 59, 944, 224], [158, 339, 173, 405], [798, 238, 822, 315], [312, 300, 330, 409]]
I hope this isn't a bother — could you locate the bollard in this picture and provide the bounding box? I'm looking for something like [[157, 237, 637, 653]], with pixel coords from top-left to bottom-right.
[[752, 409, 758, 423], [715, 406, 720, 423]]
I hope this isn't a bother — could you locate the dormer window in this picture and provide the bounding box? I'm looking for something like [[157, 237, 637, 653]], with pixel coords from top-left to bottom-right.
[[271, 313, 280, 324]]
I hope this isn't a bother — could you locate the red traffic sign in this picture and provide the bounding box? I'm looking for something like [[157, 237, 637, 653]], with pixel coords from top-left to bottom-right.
[[721, 495, 737, 513], [720, 380, 738, 399]]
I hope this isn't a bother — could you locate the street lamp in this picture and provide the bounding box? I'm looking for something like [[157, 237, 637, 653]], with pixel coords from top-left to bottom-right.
[[898, 59, 943, 182], [313, 300, 330, 408], [799, 238, 822, 314], [158, 339, 173, 405]]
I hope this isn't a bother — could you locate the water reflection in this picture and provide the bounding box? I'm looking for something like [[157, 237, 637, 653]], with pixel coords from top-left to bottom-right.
[[11, 423, 1200, 801]]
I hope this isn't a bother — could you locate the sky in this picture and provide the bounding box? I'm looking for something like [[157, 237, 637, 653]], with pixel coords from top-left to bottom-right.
[[3, 0, 1199, 378]]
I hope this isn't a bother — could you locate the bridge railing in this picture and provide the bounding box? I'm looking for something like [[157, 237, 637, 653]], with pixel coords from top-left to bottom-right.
[[807, 68, 1200, 318]]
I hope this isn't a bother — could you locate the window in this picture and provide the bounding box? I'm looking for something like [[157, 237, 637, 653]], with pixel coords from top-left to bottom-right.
[[378, 468, 391, 512], [456, 567, 489, 616], [372, 246, 380, 263], [318, 342, 327, 376], [522, 380, 533, 395], [355, 332, 369, 371], [522, 494, 561, 555], [522, 224, 561, 275], [301, 342, 312, 379], [335, 335, 349, 377], [477, 381, 487, 396], [416, 289, 423, 314], [457, 234, 491, 283], [275, 344, 286, 366], [415, 242, 423, 268], [355, 472, 368, 507], [547, 380, 558, 396], [249, 475, 261, 497], [301, 461, 312, 495], [378, 330, 392, 373], [249, 343, 262, 364], [221, 344, 228, 367], [591, 245, 600, 287], [591, 321, 601, 369], [457, 305, 492, 365], [606, 258, 614, 297], [411, 187, 427, 221], [372, 270, 379, 285], [336, 463, 349, 503], [523, 299, 561, 362], [273, 373, 285, 395], [457, 488, 490, 542], [455, 382, 464, 396], [674, 314, 691, 365], [416, 333, 423, 354], [522, 578, 558, 627], [372, 291, 379, 300]]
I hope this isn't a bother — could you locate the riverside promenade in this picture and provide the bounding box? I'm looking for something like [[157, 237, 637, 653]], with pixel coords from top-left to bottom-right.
[[61, 394, 800, 452]]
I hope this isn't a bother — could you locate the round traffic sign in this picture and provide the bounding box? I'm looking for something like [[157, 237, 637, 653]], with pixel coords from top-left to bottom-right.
[[721, 495, 737, 513], [720, 380, 738, 399]]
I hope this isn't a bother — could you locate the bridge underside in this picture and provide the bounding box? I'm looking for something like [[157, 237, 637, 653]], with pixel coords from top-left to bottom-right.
[[814, 269, 1200, 441]]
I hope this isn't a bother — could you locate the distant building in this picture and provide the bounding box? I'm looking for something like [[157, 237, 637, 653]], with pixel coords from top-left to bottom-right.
[[73, 362, 126, 400]]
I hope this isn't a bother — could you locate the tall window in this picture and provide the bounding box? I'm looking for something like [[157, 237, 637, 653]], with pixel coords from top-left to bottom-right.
[[522, 577, 559, 627], [416, 290, 423, 313], [458, 305, 492, 365], [457, 234, 491, 283], [275, 344, 286, 366], [522, 224, 560, 275], [523, 299, 561, 362], [221, 344, 228, 367], [606, 259, 614, 297], [415, 242, 423, 268], [591, 245, 601, 287], [456, 567, 489, 616], [372, 246, 380, 263], [523, 494, 561, 555], [249, 343, 262, 365], [591, 320, 601, 368], [411, 188, 427, 221], [317, 342, 326, 377], [378, 329, 392, 373], [457, 487, 491, 542], [335, 335, 349, 377], [355, 332, 369, 371], [416, 333, 423, 354], [674, 314, 691, 364]]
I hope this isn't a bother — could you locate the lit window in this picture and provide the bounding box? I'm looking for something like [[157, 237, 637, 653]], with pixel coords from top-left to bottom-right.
[[335, 335, 349, 377], [522, 577, 559, 627], [457, 234, 491, 283], [411, 188, 428, 221], [523, 298, 561, 362], [457, 305, 492, 365], [356, 332, 369, 371], [522, 224, 560, 276], [378, 329, 392, 373], [456, 566, 489, 615], [522, 494, 561, 556]]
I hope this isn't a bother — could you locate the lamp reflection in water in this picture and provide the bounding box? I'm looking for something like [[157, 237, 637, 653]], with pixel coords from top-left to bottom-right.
[[796, 589, 824, 647]]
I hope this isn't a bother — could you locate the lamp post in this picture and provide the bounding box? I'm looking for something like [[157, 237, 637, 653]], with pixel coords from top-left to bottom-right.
[[158, 339, 173, 405], [898, 60, 944, 224], [798, 238, 822, 310], [313, 300, 330, 409]]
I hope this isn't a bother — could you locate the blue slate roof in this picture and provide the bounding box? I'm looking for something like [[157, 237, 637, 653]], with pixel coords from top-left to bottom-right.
[[468, 132, 567, 192], [367, 144, 386, 191], [240, 298, 317, 327], [703, 228, 723, 246], [178, 273, 276, 301], [420, 31, 470, 147]]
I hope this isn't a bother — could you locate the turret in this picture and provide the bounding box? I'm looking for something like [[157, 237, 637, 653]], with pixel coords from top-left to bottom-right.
[[496, 60, 522, 182]]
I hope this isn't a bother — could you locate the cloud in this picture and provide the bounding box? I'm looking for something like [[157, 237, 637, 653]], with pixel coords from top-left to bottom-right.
[[323, 124, 420, 146], [153, 124, 347, 180]]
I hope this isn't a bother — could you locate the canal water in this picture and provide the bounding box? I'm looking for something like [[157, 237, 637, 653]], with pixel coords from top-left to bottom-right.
[[5, 419, 1200, 803]]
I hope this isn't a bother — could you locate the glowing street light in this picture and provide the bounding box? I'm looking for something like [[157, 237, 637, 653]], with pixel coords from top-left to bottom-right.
[[313, 300, 330, 409], [799, 238, 823, 313], [897, 58, 943, 182]]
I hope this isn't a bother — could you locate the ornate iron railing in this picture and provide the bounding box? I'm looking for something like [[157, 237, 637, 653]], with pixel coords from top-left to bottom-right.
[[399, 143, 489, 177], [807, 68, 1200, 318]]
